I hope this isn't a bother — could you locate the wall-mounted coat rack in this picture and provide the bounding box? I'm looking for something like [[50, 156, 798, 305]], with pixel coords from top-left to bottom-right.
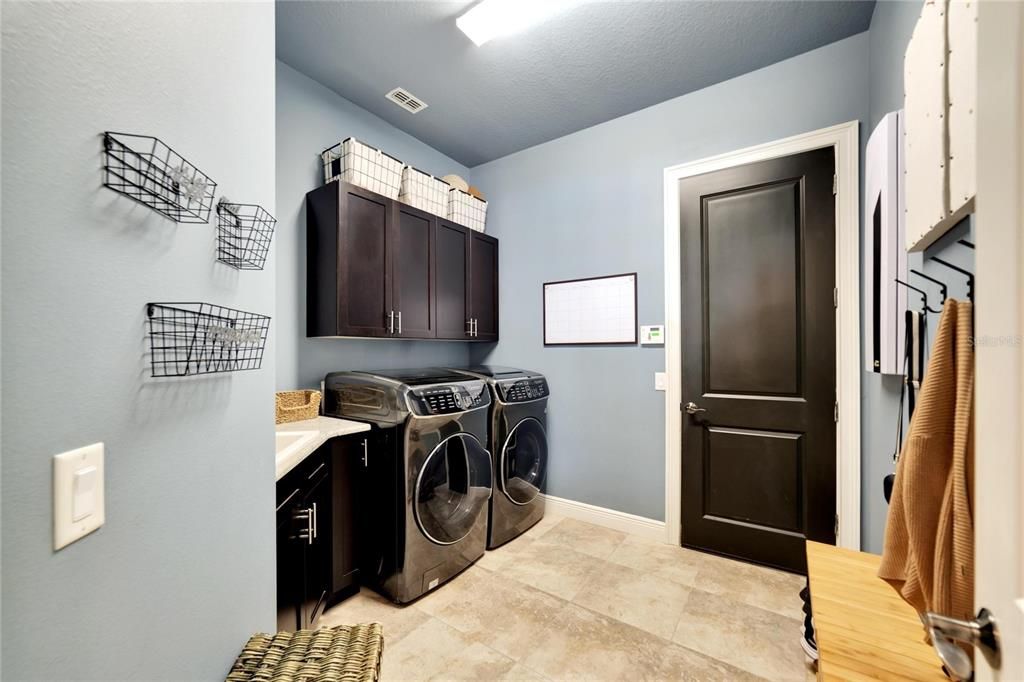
[[102, 132, 217, 224], [146, 302, 270, 377], [215, 199, 276, 270]]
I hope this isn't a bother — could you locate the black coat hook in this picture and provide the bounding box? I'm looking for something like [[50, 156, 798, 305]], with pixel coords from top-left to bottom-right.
[[896, 278, 941, 314], [911, 269, 948, 304], [932, 257, 974, 302]]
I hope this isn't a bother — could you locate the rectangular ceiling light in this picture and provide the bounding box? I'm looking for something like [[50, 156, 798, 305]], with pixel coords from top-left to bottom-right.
[[456, 0, 575, 47]]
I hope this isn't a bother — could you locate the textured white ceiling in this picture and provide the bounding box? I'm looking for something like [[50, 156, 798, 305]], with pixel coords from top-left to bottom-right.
[[276, 1, 875, 166]]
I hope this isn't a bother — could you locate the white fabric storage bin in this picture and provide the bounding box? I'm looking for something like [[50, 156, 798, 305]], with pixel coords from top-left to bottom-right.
[[321, 138, 404, 199], [447, 188, 488, 232], [399, 167, 450, 217]]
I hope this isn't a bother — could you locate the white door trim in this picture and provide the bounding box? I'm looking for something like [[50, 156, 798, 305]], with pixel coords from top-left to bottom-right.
[[662, 120, 861, 550]]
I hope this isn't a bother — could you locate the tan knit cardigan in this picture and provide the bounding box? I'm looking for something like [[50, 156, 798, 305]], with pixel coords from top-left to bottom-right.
[[879, 299, 974, 620]]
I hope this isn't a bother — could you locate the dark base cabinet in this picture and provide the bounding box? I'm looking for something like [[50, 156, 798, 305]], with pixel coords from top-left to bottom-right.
[[307, 180, 498, 342], [276, 434, 366, 631]]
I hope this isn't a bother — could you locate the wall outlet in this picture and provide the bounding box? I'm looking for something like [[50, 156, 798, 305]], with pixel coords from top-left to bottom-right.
[[655, 372, 667, 391], [54, 442, 105, 550]]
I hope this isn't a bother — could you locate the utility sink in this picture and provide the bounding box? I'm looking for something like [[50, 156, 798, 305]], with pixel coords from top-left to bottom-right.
[[275, 430, 318, 457]]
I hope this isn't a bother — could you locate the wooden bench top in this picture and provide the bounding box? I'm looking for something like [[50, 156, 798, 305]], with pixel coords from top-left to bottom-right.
[[806, 541, 947, 681]]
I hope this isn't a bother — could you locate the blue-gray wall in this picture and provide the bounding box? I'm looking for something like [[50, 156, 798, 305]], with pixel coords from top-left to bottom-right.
[[860, 0, 974, 552], [1, 3, 276, 678], [469, 33, 871, 522], [275, 61, 473, 390]]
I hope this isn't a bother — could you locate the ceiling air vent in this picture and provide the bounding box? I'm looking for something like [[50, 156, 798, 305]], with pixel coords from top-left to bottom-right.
[[385, 87, 428, 114]]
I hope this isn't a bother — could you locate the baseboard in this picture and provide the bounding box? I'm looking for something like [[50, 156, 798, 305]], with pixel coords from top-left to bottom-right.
[[541, 494, 667, 543]]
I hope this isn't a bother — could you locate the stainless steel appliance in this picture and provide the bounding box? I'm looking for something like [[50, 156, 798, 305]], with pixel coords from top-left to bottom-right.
[[322, 368, 492, 603], [450, 366, 548, 549]]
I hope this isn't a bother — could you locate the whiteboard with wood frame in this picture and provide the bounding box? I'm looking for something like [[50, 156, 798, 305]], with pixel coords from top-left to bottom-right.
[[543, 273, 638, 345]]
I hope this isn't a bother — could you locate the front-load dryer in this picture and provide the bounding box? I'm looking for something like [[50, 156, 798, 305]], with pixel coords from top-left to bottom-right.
[[450, 366, 548, 549], [322, 368, 493, 603]]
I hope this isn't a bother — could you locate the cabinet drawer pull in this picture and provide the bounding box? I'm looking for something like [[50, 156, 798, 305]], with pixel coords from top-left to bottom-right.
[[307, 462, 327, 481]]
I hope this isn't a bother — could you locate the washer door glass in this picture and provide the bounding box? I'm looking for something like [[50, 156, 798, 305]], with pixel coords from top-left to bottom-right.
[[500, 417, 547, 505], [415, 433, 493, 545]]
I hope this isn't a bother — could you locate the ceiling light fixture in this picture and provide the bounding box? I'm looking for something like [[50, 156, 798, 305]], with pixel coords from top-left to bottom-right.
[[456, 0, 575, 47]]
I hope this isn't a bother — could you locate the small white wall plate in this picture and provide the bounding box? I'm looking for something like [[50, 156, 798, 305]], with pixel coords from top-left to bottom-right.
[[54, 442, 105, 550]]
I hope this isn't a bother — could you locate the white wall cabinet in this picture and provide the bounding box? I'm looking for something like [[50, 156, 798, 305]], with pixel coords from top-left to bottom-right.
[[904, 0, 977, 252]]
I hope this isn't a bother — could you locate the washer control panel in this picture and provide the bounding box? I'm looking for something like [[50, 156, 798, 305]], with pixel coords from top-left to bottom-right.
[[499, 377, 549, 403], [410, 383, 489, 416]]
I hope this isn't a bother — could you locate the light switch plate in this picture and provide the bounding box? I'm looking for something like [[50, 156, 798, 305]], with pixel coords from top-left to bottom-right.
[[640, 325, 665, 345], [54, 442, 104, 550], [655, 372, 667, 391]]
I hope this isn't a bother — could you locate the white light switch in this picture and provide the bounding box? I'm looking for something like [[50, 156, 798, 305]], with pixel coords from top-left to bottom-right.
[[72, 466, 98, 521], [655, 372, 667, 391], [54, 443, 105, 550]]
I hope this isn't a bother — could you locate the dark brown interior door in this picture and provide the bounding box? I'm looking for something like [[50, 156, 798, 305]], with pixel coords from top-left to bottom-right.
[[469, 232, 499, 341], [679, 147, 836, 574], [337, 184, 391, 337], [435, 220, 470, 339], [392, 203, 436, 338]]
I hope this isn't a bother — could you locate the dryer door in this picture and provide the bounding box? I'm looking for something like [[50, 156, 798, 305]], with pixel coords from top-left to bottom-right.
[[414, 433, 493, 545], [500, 417, 547, 505]]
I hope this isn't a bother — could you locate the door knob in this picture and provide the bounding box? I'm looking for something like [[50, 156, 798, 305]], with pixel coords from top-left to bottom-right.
[[684, 402, 706, 415], [921, 608, 1001, 681]]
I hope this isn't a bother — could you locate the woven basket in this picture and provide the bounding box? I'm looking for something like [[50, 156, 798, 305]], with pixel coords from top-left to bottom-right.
[[275, 390, 322, 425], [227, 623, 384, 682]]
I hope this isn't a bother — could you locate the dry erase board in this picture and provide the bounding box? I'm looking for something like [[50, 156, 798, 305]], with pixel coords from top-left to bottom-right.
[[543, 273, 638, 345]]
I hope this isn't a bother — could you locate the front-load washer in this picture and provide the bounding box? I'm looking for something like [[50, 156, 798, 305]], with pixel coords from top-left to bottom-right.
[[322, 368, 492, 603], [450, 366, 548, 549]]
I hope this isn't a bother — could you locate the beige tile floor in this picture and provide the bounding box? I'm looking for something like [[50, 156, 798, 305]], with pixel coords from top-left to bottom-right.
[[319, 516, 815, 681]]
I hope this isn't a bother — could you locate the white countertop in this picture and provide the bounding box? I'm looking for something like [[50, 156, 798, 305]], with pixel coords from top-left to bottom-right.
[[275, 416, 371, 481]]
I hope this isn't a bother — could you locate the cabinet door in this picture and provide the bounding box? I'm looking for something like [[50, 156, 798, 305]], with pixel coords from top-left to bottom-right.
[[338, 184, 392, 337], [302, 464, 331, 629], [391, 204, 436, 338], [276, 485, 304, 632], [330, 436, 361, 598], [435, 220, 471, 339], [469, 231, 499, 341]]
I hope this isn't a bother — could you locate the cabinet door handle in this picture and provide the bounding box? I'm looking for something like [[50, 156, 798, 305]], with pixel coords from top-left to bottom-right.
[[388, 310, 395, 334], [361, 438, 369, 467], [292, 508, 312, 543], [397, 311, 402, 335], [311, 502, 318, 540], [472, 318, 478, 337]]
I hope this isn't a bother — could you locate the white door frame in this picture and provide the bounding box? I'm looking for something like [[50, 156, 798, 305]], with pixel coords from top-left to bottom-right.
[[974, 1, 1024, 677], [662, 120, 861, 550]]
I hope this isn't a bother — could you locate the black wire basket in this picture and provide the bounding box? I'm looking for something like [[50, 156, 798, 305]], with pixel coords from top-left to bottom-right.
[[103, 132, 217, 224], [146, 302, 271, 377], [216, 200, 276, 270]]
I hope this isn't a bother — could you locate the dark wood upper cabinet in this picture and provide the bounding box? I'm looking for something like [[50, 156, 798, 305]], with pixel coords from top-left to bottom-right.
[[307, 180, 497, 342], [469, 231, 499, 342], [435, 219, 471, 339], [392, 203, 436, 338]]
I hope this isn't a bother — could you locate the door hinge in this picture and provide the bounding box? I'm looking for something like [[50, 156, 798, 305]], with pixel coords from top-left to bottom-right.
[[833, 173, 837, 195], [833, 287, 838, 309], [834, 400, 839, 423], [834, 514, 840, 539]]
